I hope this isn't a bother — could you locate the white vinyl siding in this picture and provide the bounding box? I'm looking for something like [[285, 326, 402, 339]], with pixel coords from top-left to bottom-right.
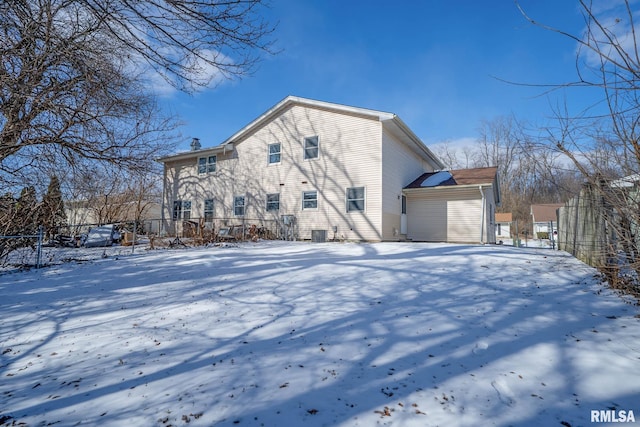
[[237, 105, 383, 240], [406, 187, 494, 243], [381, 128, 437, 240], [162, 103, 406, 241]]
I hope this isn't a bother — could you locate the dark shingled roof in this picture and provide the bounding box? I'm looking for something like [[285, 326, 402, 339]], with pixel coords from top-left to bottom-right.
[[405, 167, 498, 189]]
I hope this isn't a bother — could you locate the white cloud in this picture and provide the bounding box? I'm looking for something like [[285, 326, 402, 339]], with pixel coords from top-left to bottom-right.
[[429, 136, 477, 152], [125, 47, 233, 98], [579, 1, 640, 69]]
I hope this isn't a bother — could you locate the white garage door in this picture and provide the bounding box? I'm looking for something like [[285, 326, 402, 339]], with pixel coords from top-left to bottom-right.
[[406, 198, 447, 241]]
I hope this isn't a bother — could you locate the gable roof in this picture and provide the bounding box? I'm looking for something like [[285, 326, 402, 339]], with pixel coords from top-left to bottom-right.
[[495, 212, 513, 223], [530, 204, 563, 223], [404, 167, 498, 189], [157, 96, 445, 168]]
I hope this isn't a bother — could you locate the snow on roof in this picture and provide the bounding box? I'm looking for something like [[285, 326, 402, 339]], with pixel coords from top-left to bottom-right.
[[404, 167, 497, 189], [420, 171, 453, 187]]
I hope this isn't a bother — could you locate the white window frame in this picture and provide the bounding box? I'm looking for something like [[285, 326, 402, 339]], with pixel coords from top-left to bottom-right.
[[266, 193, 280, 211], [234, 195, 245, 216], [182, 200, 192, 220], [204, 198, 214, 222], [173, 200, 191, 220], [172, 200, 182, 221], [303, 136, 319, 160], [268, 143, 281, 164], [346, 187, 365, 212], [302, 190, 318, 210], [198, 155, 217, 174]]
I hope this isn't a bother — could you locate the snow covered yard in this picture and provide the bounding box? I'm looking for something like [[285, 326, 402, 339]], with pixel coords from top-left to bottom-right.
[[1, 241, 639, 427]]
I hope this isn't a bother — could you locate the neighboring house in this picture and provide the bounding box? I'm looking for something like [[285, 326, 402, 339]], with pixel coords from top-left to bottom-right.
[[403, 168, 500, 244], [65, 199, 162, 234], [531, 204, 563, 238], [158, 96, 500, 243], [495, 212, 512, 239]]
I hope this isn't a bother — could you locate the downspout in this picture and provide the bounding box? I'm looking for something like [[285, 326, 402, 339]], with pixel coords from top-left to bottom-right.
[[160, 162, 167, 236], [479, 185, 486, 244]]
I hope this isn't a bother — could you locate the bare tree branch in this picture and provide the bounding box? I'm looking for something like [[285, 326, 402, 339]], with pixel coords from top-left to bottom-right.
[[0, 0, 276, 193]]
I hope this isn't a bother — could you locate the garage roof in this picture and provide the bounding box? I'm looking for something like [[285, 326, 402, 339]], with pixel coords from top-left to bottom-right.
[[405, 167, 498, 189]]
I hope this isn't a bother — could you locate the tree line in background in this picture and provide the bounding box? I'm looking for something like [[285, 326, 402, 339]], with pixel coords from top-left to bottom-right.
[[0, 175, 66, 261], [433, 114, 585, 234], [435, 0, 640, 290]]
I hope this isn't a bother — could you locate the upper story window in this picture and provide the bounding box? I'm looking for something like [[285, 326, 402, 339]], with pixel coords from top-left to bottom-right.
[[198, 155, 217, 174], [234, 195, 245, 216], [266, 193, 280, 211], [304, 136, 319, 160], [268, 143, 281, 164], [346, 187, 365, 212], [302, 190, 318, 210]]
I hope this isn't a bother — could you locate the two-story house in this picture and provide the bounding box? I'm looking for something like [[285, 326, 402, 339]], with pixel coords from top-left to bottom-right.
[[158, 96, 499, 243]]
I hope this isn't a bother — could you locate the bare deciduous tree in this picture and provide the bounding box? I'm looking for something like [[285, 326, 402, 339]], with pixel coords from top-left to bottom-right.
[[519, 0, 640, 290], [80, 0, 277, 92], [0, 0, 276, 188]]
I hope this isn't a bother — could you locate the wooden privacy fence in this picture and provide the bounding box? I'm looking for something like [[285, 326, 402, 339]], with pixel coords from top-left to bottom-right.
[[557, 183, 612, 268], [557, 180, 640, 299]]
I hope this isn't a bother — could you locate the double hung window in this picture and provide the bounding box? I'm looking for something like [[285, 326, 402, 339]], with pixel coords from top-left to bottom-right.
[[204, 199, 214, 222], [268, 143, 281, 164], [173, 200, 191, 220], [234, 195, 245, 216], [266, 193, 280, 211], [346, 187, 365, 212], [198, 155, 217, 174], [303, 136, 319, 160], [302, 191, 318, 210]]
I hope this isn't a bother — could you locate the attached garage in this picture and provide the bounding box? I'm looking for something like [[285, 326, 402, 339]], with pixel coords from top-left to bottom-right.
[[407, 196, 447, 241], [403, 167, 500, 244]]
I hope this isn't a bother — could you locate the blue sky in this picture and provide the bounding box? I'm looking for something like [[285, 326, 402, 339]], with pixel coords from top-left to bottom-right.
[[160, 1, 606, 153]]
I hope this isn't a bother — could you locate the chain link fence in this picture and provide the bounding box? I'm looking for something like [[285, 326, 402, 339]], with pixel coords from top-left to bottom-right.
[[0, 226, 44, 269]]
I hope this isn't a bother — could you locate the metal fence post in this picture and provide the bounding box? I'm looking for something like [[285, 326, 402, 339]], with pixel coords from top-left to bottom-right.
[[132, 221, 137, 254], [36, 225, 43, 269]]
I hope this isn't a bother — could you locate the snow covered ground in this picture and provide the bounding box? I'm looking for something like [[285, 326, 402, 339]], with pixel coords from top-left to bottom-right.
[[1, 241, 639, 426]]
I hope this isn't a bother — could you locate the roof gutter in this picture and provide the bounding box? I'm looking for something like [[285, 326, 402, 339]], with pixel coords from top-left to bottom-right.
[[385, 116, 446, 170], [479, 185, 486, 244], [402, 182, 495, 194], [156, 143, 234, 163], [220, 95, 395, 147]]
